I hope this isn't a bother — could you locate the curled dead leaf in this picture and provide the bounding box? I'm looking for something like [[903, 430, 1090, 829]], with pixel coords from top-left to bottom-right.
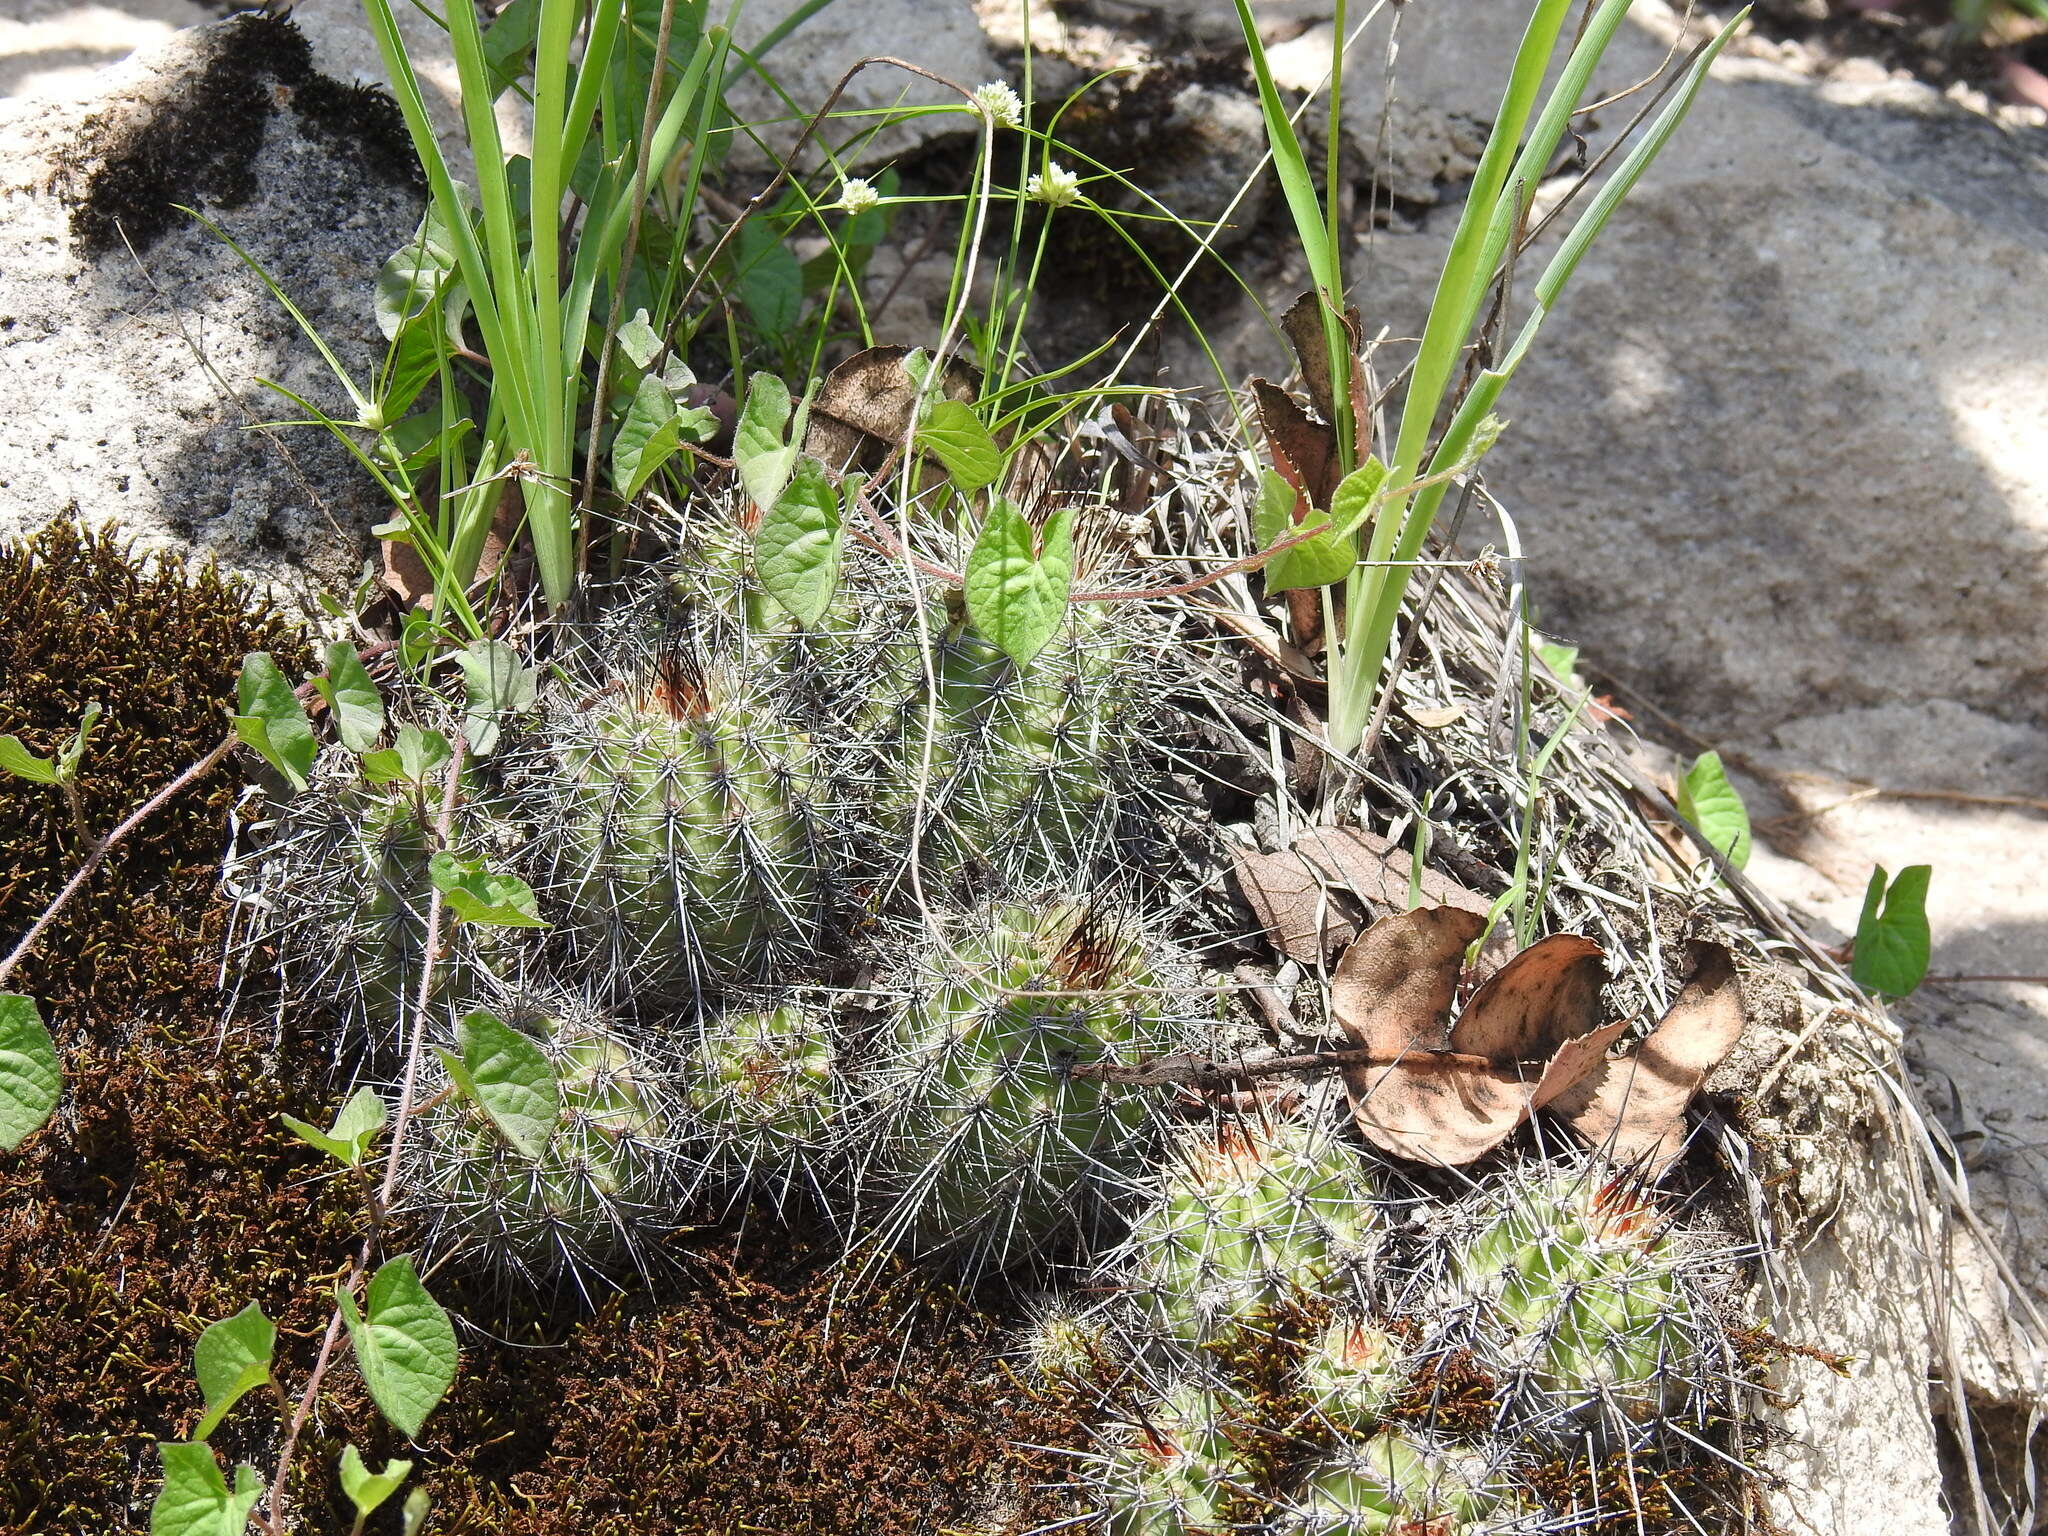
[[1549, 943, 1747, 1176], [803, 344, 981, 475], [1228, 826, 1493, 967], [1331, 911, 1626, 1167], [1251, 379, 1341, 512], [1279, 290, 1369, 453]]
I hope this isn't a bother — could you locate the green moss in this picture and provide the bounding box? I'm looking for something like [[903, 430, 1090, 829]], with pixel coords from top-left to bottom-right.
[[420, 1240, 1085, 1536], [0, 516, 303, 1015]]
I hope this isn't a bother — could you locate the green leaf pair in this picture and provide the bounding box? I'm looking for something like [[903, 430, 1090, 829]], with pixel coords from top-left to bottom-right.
[[361, 723, 454, 787], [0, 700, 101, 787], [280, 1086, 388, 1169], [428, 851, 548, 928], [1254, 458, 1390, 593]]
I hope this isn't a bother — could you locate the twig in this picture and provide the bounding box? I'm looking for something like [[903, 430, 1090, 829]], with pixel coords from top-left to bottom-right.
[[1070, 1043, 1477, 1091], [0, 732, 236, 990]]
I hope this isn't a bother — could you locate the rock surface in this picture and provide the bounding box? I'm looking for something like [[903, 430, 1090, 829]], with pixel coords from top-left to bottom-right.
[[724, 0, 999, 172], [0, 15, 422, 592]]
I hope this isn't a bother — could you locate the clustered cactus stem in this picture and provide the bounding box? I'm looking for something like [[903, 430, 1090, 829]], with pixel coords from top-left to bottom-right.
[[853, 901, 1181, 1272], [229, 476, 1766, 1531]]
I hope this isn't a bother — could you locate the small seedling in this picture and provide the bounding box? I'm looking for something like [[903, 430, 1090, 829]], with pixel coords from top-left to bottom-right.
[[1852, 864, 1933, 998]]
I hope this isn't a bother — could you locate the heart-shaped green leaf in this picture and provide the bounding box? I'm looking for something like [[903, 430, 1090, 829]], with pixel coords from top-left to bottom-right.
[[451, 1009, 558, 1159], [1677, 750, 1751, 870], [427, 853, 547, 929], [313, 644, 385, 754], [755, 456, 843, 626], [964, 498, 1074, 665], [0, 992, 61, 1153], [919, 399, 1003, 492], [191, 1302, 276, 1442], [150, 1444, 262, 1536], [1852, 865, 1933, 998], [338, 1257, 457, 1440], [233, 653, 315, 794]]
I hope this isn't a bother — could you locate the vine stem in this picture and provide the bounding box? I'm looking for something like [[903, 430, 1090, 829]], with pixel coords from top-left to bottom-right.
[[1069, 1042, 1487, 1091], [0, 731, 235, 991], [263, 734, 467, 1533]]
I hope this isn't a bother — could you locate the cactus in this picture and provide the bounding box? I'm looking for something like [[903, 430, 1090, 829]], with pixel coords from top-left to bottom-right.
[[407, 1005, 683, 1287], [1114, 1116, 1382, 1350], [1285, 1430, 1505, 1535], [1300, 1320, 1409, 1436], [684, 997, 842, 1211], [856, 902, 1178, 1271], [1099, 1383, 1250, 1536], [233, 748, 529, 1049], [1449, 1168, 1701, 1424], [847, 593, 1157, 893], [522, 645, 829, 997]]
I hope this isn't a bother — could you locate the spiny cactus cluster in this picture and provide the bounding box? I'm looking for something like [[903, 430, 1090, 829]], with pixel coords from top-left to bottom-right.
[[231, 742, 534, 1049], [1040, 1139, 1747, 1534], [850, 902, 1180, 1271]]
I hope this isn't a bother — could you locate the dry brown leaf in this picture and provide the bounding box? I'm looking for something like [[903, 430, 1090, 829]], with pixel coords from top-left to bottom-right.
[[1251, 378, 1341, 511], [1294, 825, 1491, 920], [1229, 845, 1365, 964], [803, 344, 981, 474], [1402, 703, 1466, 730], [1279, 291, 1367, 448], [1551, 944, 1746, 1175], [1452, 935, 1604, 1064], [1329, 905, 1482, 1054], [1331, 912, 1625, 1167]]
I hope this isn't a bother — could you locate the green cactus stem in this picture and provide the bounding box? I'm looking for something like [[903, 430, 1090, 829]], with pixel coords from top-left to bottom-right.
[[1101, 1384, 1248, 1536], [1453, 1169, 1700, 1422], [1287, 1430, 1504, 1535], [410, 1011, 681, 1287], [685, 999, 842, 1210], [1117, 1116, 1381, 1349], [534, 648, 827, 995], [859, 902, 1176, 1271]]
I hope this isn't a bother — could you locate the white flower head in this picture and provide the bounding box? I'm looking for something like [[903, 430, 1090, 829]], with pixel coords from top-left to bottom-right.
[[834, 176, 882, 215], [972, 80, 1024, 130], [1026, 161, 1082, 208]]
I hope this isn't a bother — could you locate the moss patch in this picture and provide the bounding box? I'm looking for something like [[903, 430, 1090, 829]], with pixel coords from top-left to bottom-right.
[[0, 517, 302, 1015], [420, 1245, 1083, 1536], [60, 15, 422, 257]]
